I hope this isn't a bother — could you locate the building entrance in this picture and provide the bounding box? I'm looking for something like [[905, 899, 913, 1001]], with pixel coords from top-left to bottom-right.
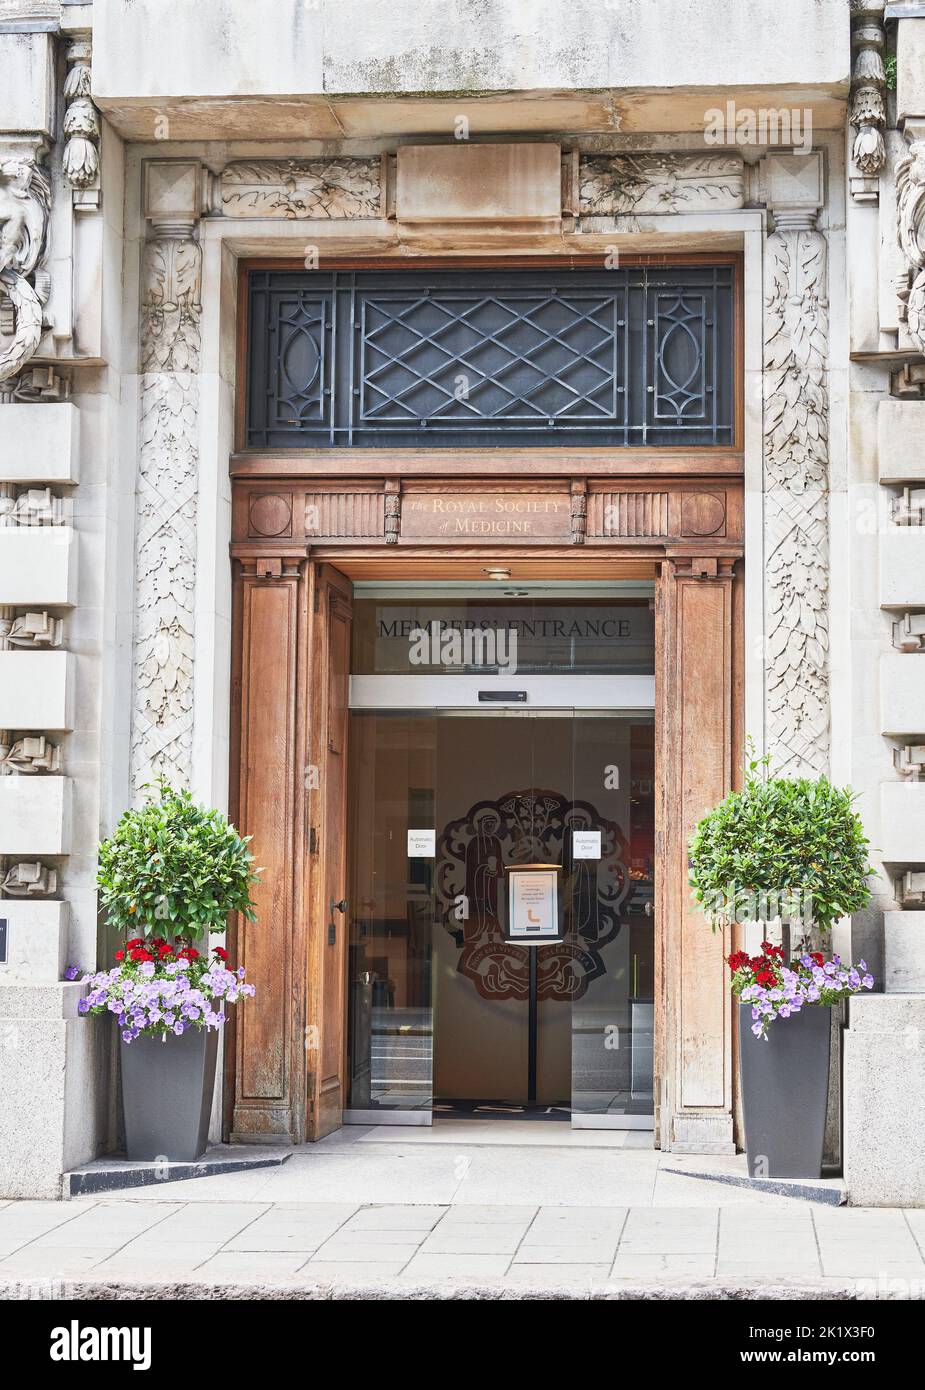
[[343, 582, 656, 1129]]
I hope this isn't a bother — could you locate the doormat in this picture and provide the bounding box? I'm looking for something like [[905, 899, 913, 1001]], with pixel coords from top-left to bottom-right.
[[433, 1100, 571, 1121]]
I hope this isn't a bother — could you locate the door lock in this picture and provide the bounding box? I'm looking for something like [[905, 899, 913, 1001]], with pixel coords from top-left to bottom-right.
[[330, 898, 348, 915]]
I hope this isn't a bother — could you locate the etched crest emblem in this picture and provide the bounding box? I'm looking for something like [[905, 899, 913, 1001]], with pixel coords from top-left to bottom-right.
[[436, 788, 630, 1002]]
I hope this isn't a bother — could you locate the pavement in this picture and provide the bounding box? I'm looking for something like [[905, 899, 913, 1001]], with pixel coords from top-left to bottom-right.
[[2, 1122, 924, 1299]]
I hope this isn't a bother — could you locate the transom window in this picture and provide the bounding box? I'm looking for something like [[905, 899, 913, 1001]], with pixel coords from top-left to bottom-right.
[[244, 266, 735, 449]]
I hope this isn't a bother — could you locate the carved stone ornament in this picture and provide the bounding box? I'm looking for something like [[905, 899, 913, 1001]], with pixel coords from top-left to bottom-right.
[[0, 150, 51, 385], [763, 208, 830, 777], [578, 154, 744, 216], [62, 38, 101, 192], [384, 481, 401, 545], [2, 860, 57, 897], [897, 140, 925, 351], [131, 164, 204, 798], [220, 159, 381, 219], [0, 485, 66, 526], [1, 734, 60, 775], [849, 2, 887, 200], [0, 607, 62, 648], [570, 482, 587, 545]]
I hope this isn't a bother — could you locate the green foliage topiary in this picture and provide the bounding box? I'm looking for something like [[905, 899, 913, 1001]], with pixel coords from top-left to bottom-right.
[[97, 777, 260, 940], [688, 749, 873, 936]]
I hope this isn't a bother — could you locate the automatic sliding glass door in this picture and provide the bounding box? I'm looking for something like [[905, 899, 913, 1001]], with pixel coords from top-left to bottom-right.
[[345, 710, 437, 1123], [570, 715, 655, 1128]]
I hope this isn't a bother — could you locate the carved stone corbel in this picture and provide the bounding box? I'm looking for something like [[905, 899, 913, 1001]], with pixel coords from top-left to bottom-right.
[[849, 2, 887, 202], [761, 154, 830, 778], [130, 160, 205, 799], [0, 139, 51, 390]]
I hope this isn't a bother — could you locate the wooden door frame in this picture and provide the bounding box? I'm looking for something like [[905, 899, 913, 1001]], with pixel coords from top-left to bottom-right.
[[226, 536, 743, 1149]]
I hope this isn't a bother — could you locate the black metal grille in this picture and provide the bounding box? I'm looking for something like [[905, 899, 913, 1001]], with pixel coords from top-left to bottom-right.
[[245, 267, 735, 449]]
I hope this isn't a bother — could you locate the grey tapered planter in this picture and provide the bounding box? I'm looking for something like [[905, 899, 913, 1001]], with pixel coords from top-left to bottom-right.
[[738, 1001, 831, 1179], [120, 1027, 219, 1162]]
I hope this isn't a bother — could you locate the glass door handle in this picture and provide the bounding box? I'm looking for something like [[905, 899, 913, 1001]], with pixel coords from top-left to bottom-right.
[[644, 900, 654, 918]]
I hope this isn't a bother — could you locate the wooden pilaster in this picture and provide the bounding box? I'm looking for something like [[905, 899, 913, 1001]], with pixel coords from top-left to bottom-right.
[[656, 556, 740, 1153]]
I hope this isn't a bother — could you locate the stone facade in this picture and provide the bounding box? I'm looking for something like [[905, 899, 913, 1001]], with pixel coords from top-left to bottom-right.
[[0, 0, 922, 1201]]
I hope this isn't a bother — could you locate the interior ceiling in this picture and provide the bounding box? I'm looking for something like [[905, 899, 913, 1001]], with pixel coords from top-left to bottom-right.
[[315, 553, 659, 581]]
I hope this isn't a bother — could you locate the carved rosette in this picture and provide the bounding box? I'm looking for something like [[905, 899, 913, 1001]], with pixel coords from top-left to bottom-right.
[[763, 219, 830, 777], [130, 221, 202, 798], [897, 139, 925, 352], [849, 2, 887, 201]]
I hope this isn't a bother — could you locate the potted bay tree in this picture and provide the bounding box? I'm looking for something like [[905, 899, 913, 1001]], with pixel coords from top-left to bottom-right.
[[688, 751, 874, 1179], [82, 779, 260, 1162]]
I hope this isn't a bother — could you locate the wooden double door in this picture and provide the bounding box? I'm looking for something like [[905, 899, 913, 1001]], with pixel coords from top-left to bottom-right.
[[226, 551, 742, 1153]]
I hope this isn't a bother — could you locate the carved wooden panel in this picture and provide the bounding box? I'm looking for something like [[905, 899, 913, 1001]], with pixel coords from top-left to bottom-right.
[[233, 479, 743, 553], [304, 492, 384, 540], [401, 490, 571, 542], [589, 491, 669, 538], [680, 491, 727, 538], [248, 492, 293, 538]]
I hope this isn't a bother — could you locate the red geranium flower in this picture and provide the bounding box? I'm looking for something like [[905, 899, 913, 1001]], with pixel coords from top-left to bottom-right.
[[755, 969, 775, 986], [810, 952, 824, 967], [213, 947, 228, 961], [114, 949, 125, 961], [125, 938, 144, 950]]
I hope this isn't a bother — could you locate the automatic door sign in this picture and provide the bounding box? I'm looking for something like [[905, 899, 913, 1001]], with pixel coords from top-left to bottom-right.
[[506, 866, 561, 942], [572, 830, 601, 860], [407, 828, 436, 858]]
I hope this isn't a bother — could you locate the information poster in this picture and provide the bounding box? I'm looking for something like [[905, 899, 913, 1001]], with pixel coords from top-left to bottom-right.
[[506, 866, 561, 942], [407, 829, 436, 858], [572, 830, 602, 860]]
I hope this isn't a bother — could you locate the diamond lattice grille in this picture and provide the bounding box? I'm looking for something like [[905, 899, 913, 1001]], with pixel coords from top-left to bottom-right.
[[245, 268, 734, 448]]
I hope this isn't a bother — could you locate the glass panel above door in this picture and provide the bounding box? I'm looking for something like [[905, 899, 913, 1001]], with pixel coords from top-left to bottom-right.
[[352, 595, 655, 677]]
